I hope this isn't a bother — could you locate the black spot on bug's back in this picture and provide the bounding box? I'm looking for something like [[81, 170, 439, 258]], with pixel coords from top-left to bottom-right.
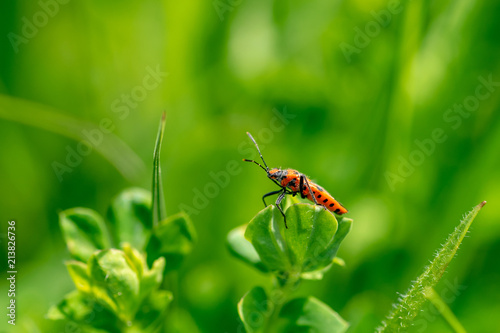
[[329, 203, 334, 207], [335, 208, 341, 213], [323, 199, 328, 203], [317, 194, 322, 198]]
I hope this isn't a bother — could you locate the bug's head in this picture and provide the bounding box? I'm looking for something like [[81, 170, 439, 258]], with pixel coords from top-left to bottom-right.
[[268, 168, 283, 181]]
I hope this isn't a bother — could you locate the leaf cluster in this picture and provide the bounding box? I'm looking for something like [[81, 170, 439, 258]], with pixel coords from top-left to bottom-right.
[[48, 113, 197, 332], [228, 198, 353, 333], [48, 189, 196, 332]]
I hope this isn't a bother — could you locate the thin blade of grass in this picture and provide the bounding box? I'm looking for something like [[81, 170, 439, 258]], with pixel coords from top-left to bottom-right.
[[152, 111, 167, 226], [379, 201, 486, 331], [424, 287, 466, 333], [0, 94, 145, 182]]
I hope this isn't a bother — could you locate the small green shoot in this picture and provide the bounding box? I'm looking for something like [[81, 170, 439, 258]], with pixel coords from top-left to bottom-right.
[[50, 113, 197, 332], [379, 201, 486, 331], [152, 111, 167, 226]]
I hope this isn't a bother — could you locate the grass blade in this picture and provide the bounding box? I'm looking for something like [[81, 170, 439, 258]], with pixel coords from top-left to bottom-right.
[[424, 287, 466, 333], [379, 201, 486, 331], [152, 112, 167, 226], [0, 94, 145, 182]]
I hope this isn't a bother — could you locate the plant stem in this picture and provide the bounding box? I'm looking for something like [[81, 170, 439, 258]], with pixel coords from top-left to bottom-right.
[[265, 270, 301, 332], [424, 287, 467, 333], [169, 271, 180, 308]]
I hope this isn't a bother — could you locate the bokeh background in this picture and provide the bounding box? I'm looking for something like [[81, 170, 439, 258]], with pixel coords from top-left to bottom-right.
[[1, 0, 499, 332]]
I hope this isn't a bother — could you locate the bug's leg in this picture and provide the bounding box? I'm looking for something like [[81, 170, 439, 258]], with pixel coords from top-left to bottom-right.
[[275, 190, 288, 228], [300, 174, 319, 205], [299, 175, 306, 199], [303, 176, 326, 210], [262, 189, 283, 207]]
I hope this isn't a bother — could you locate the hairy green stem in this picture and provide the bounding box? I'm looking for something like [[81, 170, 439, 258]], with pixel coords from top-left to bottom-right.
[[380, 201, 486, 331]]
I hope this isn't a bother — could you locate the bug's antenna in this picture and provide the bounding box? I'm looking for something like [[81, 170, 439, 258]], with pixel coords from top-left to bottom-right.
[[243, 159, 268, 172], [245, 132, 270, 170]]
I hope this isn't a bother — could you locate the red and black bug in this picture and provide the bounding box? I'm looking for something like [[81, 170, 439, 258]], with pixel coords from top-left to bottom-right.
[[243, 132, 348, 228]]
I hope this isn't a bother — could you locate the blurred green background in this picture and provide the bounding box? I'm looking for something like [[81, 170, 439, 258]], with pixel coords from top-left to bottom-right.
[[1, 0, 499, 332]]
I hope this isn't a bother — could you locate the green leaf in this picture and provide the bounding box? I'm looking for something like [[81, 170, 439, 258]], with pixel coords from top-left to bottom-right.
[[379, 201, 487, 331], [146, 212, 197, 271], [163, 308, 201, 333], [244, 203, 351, 279], [238, 288, 349, 333], [138, 255, 165, 301], [122, 243, 146, 279], [301, 216, 352, 279], [244, 206, 290, 272], [107, 188, 152, 250], [66, 260, 91, 294], [133, 290, 173, 332], [59, 208, 111, 262], [87, 248, 165, 322], [47, 290, 121, 333], [238, 286, 272, 333], [88, 249, 141, 321], [121, 243, 166, 298], [152, 111, 167, 226], [227, 224, 269, 273], [277, 297, 349, 333], [282, 194, 301, 211]]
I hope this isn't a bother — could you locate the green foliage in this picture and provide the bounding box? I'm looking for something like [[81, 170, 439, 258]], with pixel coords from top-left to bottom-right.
[[227, 225, 269, 273], [52, 190, 187, 330], [146, 113, 197, 269], [152, 111, 167, 226], [59, 208, 111, 262], [1, 0, 499, 331], [107, 188, 152, 250], [49, 115, 196, 331], [48, 247, 171, 332], [87, 246, 165, 322], [47, 290, 122, 333], [146, 212, 198, 270], [0, 95, 145, 182], [379, 201, 487, 331], [424, 287, 466, 333], [238, 286, 269, 333], [238, 287, 348, 333], [277, 297, 349, 333], [229, 202, 352, 333], [236, 203, 352, 280], [57, 187, 196, 265]]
